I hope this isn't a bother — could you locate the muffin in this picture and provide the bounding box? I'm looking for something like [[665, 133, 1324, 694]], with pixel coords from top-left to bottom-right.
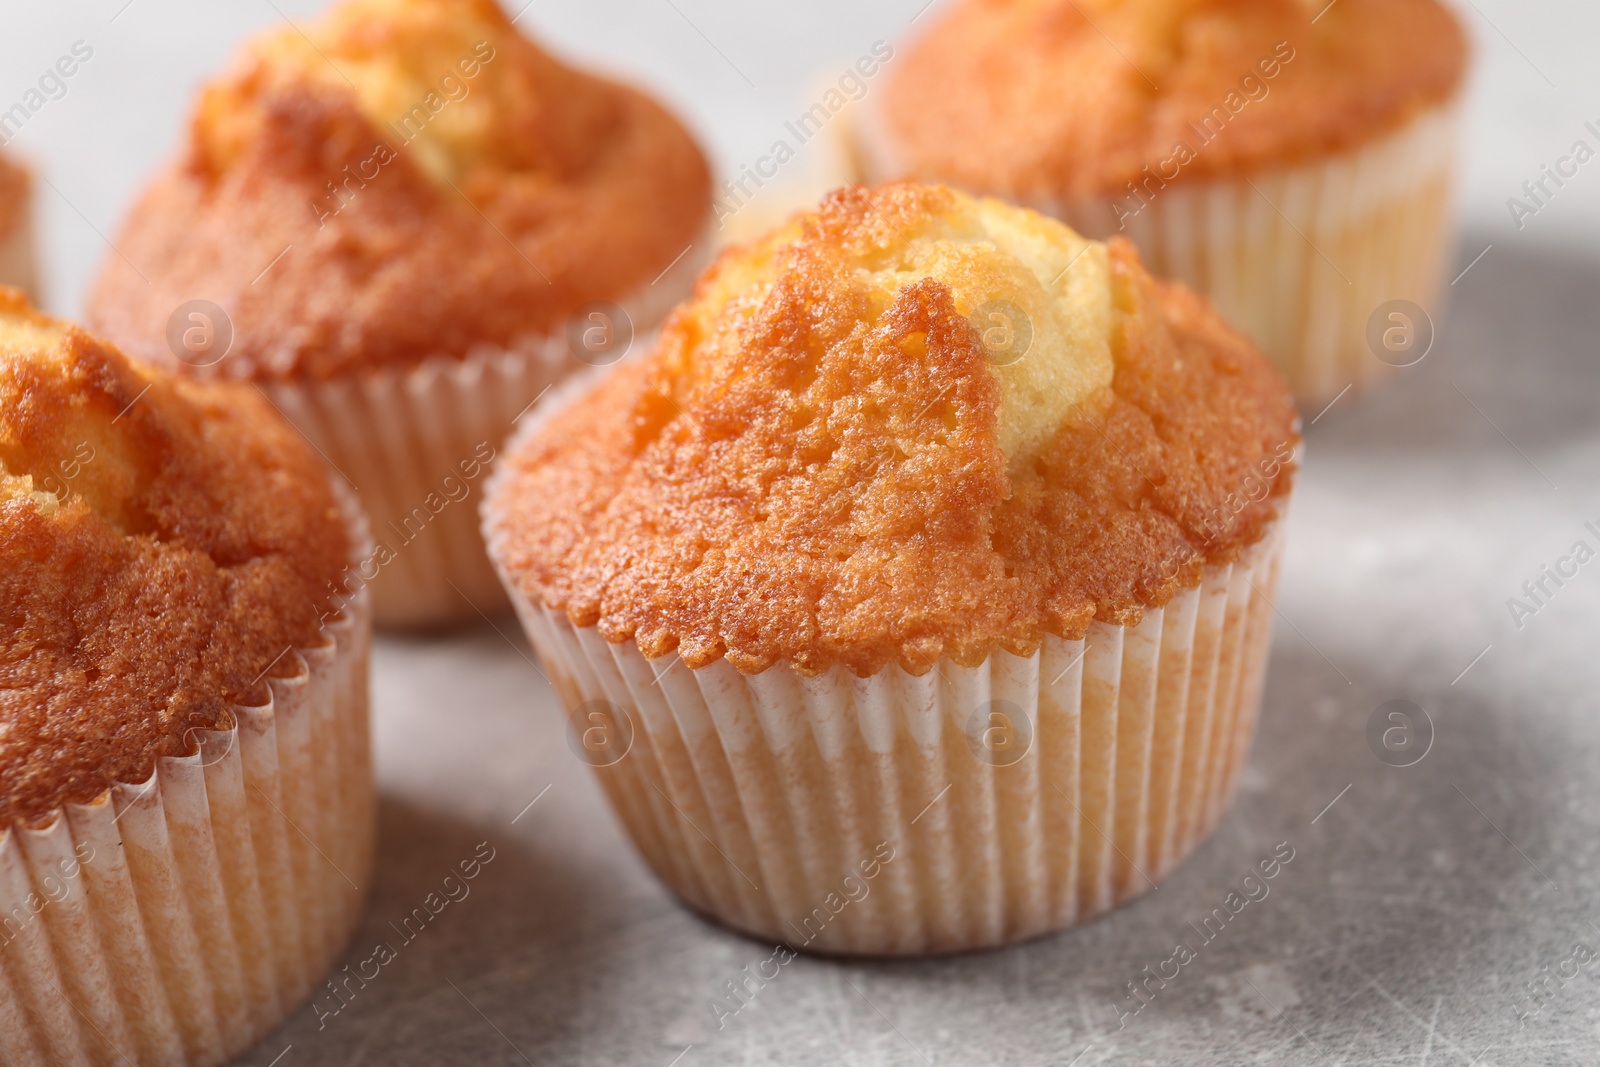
[[0, 291, 373, 1064], [854, 0, 1469, 409], [0, 153, 38, 300], [484, 182, 1298, 955], [88, 0, 713, 629]]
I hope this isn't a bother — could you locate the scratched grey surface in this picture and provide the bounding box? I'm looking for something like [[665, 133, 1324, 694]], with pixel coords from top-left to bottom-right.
[[7, 1, 1600, 1064], [226, 238, 1600, 1067]]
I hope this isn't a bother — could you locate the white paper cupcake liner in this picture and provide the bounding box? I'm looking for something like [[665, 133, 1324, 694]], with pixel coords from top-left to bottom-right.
[[1052, 104, 1462, 409], [265, 224, 714, 631], [849, 100, 1463, 410], [494, 502, 1287, 956], [0, 484, 374, 1066], [266, 341, 562, 631]]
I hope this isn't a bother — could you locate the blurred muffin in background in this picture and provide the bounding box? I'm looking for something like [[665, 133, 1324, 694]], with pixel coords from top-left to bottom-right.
[[0, 290, 373, 1066], [855, 0, 1469, 409], [0, 154, 39, 300], [484, 182, 1299, 955], [88, 0, 713, 628]]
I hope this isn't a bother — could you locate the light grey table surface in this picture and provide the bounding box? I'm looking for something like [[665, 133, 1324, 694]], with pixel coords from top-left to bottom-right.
[[6, 2, 1600, 1064]]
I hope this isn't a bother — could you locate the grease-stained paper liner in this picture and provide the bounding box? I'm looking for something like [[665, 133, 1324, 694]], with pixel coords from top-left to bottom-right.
[[0, 487, 374, 1066], [0, 180, 39, 302], [494, 508, 1286, 956], [849, 100, 1463, 411], [266, 225, 714, 631]]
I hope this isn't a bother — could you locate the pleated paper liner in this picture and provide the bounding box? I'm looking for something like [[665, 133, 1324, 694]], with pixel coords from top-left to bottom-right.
[[846, 99, 1464, 411], [265, 224, 715, 631], [0, 484, 374, 1067], [494, 506, 1286, 957], [1048, 103, 1462, 410], [267, 340, 559, 632]]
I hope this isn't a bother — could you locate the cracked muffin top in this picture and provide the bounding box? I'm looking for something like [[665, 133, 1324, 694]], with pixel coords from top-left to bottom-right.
[[87, 0, 711, 382], [875, 0, 1468, 201], [487, 183, 1297, 677], [0, 291, 354, 827]]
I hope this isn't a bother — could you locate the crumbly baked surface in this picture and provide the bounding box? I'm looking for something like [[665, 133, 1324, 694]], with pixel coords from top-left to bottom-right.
[[0, 291, 352, 827], [881, 0, 1468, 200], [0, 153, 27, 238], [86, 0, 711, 381], [489, 183, 1298, 677]]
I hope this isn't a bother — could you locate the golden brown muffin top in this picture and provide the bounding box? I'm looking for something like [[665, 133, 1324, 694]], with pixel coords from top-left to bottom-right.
[[489, 183, 1298, 677], [0, 291, 354, 828], [0, 153, 27, 237], [880, 0, 1469, 200], [87, 0, 711, 382]]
